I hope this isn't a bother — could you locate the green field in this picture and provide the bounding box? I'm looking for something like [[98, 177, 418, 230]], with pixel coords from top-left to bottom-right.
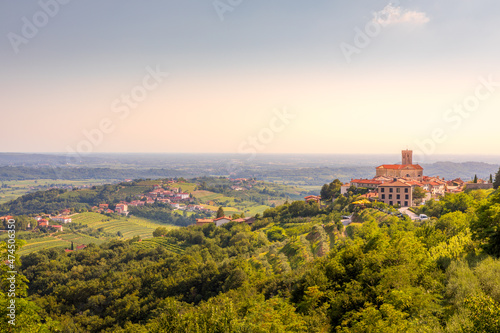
[[193, 190, 275, 216], [72, 212, 178, 239], [132, 237, 185, 254], [0, 179, 112, 204], [16, 212, 179, 256], [171, 182, 197, 192]]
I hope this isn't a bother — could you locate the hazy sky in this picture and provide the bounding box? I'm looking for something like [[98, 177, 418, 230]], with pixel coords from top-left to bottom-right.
[[1, 0, 500, 158]]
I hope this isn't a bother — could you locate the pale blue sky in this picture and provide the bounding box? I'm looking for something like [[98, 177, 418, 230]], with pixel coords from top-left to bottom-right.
[[1, 0, 500, 157]]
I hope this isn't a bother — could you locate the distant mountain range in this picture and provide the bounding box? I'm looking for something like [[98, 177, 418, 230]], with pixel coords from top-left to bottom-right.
[[0, 153, 498, 185]]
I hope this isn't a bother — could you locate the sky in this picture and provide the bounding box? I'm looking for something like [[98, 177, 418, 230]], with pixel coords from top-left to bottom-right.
[[1, 0, 500, 159]]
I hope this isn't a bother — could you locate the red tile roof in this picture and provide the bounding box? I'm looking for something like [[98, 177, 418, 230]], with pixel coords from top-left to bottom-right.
[[377, 164, 423, 170], [196, 219, 213, 223], [378, 180, 411, 187], [214, 216, 232, 221], [351, 179, 383, 184]]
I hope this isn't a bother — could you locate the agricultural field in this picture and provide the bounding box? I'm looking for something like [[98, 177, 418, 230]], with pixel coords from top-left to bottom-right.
[[132, 237, 185, 254], [193, 189, 276, 216], [15, 212, 179, 256], [72, 212, 178, 239], [0, 179, 112, 204], [170, 182, 197, 192], [17, 239, 72, 256]]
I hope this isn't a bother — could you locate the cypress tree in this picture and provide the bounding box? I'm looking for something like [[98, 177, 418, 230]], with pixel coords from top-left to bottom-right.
[[216, 206, 225, 218]]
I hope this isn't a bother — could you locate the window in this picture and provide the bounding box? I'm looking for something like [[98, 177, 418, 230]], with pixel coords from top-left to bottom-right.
[[381, 194, 385, 199], [397, 195, 400, 199], [397, 201, 401, 206], [405, 188, 409, 193], [389, 188, 393, 193], [381, 188, 385, 193], [405, 201, 408, 206], [389, 201, 393, 206], [396, 188, 400, 193], [389, 194, 392, 199], [405, 195, 409, 199]]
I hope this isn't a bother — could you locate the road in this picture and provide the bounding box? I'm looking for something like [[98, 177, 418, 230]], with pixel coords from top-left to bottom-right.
[[341, 216, 352, 226], [399, 207, 419, 220]]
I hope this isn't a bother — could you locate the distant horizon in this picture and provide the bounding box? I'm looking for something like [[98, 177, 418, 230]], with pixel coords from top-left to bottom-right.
[[1, 151, 500, 165], [2, 1, 500, 155]]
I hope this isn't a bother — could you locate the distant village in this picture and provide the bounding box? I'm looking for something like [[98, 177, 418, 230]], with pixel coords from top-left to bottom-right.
[[1, 178, 258, 232]]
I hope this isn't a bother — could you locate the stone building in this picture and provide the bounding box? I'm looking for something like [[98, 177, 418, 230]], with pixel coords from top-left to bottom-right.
[[376, 150, 423, 181]]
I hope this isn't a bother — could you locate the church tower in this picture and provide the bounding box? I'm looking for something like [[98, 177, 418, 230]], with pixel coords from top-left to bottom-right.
[[402, 149, 413, 165]]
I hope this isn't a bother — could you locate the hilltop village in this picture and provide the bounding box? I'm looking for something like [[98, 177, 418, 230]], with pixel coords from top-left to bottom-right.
[[1, 151, 496, 233], [341, 149, 493, 207]]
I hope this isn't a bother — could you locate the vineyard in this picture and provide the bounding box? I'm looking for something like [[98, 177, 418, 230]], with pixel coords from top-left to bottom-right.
[[17, 239, 70, 256], [72, 212, 178, 239], [132, 237, 185, 254], [15, 212, 179, 256]]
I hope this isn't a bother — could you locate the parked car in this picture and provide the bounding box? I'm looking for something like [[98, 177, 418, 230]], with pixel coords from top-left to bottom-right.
[[419, 214, 429, 221]]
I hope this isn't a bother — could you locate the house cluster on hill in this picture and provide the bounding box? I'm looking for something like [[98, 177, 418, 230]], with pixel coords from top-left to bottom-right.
[[195, 216, 255, 227], [93, 183, 214, 215], [341, 150, 493, 207]]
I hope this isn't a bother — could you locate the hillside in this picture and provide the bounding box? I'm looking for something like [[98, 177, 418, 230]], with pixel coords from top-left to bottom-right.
[[2, 185, 500, 332]]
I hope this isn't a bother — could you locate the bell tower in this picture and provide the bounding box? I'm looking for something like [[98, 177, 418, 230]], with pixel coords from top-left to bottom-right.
[[402, 149, 412, 165]]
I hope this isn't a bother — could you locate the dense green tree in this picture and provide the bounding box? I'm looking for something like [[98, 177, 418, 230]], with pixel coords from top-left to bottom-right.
[[412, 186, 426, 205], [471, 190, 500, 256], [473, 174, 478, 183], [320, 179, 342, 201], [494, 168, 500, 189]]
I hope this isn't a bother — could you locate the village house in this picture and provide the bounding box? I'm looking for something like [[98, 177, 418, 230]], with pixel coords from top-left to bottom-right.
[[378, 180, 413, 207], [52, 225, 64, 232], [196, 218, 214, 226], [38, 219, 49, 227], [115, 203, 128, 214], [214, 216, 232, 227], [422, 181, 446, 196], [52, 216, 72, 224], [304, 195, 321, 204], [340, 183, 351, 195], [350, 179, 383, 189]]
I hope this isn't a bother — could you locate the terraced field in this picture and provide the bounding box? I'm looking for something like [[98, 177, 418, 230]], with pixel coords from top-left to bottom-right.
[[59, 232, 106, 245], [18, 239, 71, 256], [73, 212, 178, 239], [132, 237, 185, 254], [16, 213, 179, 256]]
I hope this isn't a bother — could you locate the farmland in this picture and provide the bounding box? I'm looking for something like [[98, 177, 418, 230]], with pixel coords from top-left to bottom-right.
[[0, 179, 112, 204], [132, 237, 185, 254], [72, 212, 178, 239], [15, 212, 178, 256]]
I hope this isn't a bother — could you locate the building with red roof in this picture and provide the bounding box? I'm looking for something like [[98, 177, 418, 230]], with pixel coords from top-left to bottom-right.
[[378, 180, 412, 207], [376, 150, 423, 181]]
